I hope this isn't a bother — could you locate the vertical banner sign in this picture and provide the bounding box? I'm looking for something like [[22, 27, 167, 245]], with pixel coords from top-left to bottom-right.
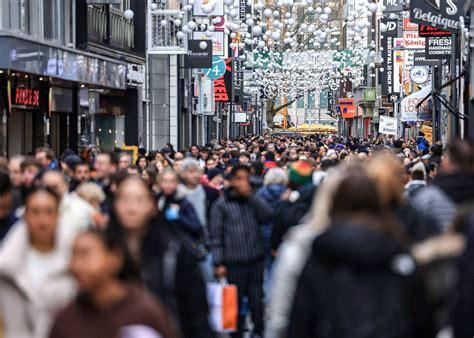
[[214, 57, 233, 102], [380, 18, 398, 95], [409, 0, 466, 34]]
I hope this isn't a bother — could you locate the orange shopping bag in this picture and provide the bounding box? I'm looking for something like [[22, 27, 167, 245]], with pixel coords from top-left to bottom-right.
[[207, 280, 238, 333]]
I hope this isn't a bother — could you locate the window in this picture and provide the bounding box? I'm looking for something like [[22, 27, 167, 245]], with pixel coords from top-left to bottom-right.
[[308, 94, 315, 109], [297, 97, 304, 109]]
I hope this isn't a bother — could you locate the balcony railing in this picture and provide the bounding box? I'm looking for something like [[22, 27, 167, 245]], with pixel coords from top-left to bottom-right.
[[149, 8, 187, 54], [88, 5, 134, 51]]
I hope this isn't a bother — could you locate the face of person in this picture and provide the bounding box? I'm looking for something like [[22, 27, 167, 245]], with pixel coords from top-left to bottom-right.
[[239, 156, 250, 165], [25, 192, 59, 248], [210, 174, 223, 188], [138, 158, 147, 169], [174, 152, 184, 161], [74, 164, 91, 183], [182, 166, 202, 188], [42, 172, 68, 198], [35, 151, 51, 168], [155, 153, 165, 162], [118, 155, 131, 170], [231, 169, 250, 196], [127, 167, 140, 176], [200, 152, 209, 160], [206, 159, 216, 170], [191, 146, 199, 156], [171, 160, 181, 173], [141, 170, 151, 183], [0, 191, 13, 220], [22, 165, 40, 188], [70, 233, 121, 293], [94, 154, 114, 180], [9, 159, 23, 187], [159, 172, 179, 196], [114, 179, 155, 231]]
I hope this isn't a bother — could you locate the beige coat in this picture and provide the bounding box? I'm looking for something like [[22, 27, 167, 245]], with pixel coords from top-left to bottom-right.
[[0, 221, 77, 338]]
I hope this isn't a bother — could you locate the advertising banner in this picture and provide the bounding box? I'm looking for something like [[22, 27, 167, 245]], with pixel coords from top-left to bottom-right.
[[400, 85, 431, 121], [193, 0, 224, 17], [380, 19, 398, 95], [214, 57, 232, 102], [193, 31, 227, 58], [379, 116, 398, 135]]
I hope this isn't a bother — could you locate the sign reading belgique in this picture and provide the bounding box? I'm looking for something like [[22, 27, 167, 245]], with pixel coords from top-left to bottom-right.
[[410, 0, 466, 34]]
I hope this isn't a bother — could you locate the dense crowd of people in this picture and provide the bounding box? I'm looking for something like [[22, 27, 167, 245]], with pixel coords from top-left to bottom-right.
[[0, 133, 473, 338]]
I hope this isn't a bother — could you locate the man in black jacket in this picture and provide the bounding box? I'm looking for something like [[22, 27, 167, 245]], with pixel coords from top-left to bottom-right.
[[209, 164, 273, 338]]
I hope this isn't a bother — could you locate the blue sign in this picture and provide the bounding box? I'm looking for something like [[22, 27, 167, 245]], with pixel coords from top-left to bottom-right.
[[203, 57, 226, 79]]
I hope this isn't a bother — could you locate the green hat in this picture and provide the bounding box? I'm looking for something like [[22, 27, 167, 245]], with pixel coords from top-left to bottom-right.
[[288, 161, 313, 186]]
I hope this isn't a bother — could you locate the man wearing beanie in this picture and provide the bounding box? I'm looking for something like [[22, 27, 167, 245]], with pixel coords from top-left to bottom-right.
[[272, 161, 316, 252]]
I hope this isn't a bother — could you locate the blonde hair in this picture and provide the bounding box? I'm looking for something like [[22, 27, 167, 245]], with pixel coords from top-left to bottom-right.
[[75, 182, 106, 206]]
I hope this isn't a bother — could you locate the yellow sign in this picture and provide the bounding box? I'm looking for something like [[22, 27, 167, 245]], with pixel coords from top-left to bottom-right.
[[121, 145, 139, 164], [421, 125, 432, 143]]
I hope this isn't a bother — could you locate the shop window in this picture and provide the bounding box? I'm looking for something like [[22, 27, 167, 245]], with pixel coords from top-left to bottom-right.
[[297, 97, 304, 109]]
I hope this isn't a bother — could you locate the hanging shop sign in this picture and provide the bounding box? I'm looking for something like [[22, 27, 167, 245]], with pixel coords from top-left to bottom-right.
[[214, 57, 232, 102], [380, 19, 398, 96], [425, 36, 453, 59], [203, 56, 226, 79], [384, 0, 403, 11], [199, 76, 215, 115], [13, 87, 40, 108], [126, 64, 145, 86], [193, 31, 227, 58], [409, 0, 467, 34], [338, 98, 356, 119], [364, 88, 377, 102], [403, 18, 419, 31], [401, 85, 431, 121], [410, 66, 430, 84], [379, 116, 398, 136], [403, 31, 426, 49], [418, 25, 451, 37], [193, 0, 224, 16], [184, 40, 212, 68], [413, 51, 442, 66]]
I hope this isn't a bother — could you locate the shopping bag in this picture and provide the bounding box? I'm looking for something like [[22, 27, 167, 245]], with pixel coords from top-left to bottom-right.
[[206, 280, 238, 333]]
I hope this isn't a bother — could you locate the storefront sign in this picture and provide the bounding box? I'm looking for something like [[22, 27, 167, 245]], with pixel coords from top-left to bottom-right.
[[193, 0, 224, 17], [410, 66, 430, 84], [418, 25, 451, 37], [203, 56, 226, 80], [184, 40, 212, 68], [338, 98, 356, 119], [403, 19, 419, 31], [193, 31, 227, 58], [126, 64, 145, 85], [401, 85, 431, 121], [403, 31, 426, 49], [425, 36, 453, 59], [410, 0, 466, 34], [384, 0, 403, 10], [364, 88, 376, 102], [379, 116, 398, 136], [14, 88, 40, 108]]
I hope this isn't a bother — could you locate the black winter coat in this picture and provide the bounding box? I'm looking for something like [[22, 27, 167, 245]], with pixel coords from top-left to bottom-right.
[[141, 219, 214, 338], [286, 219, 433, 338]]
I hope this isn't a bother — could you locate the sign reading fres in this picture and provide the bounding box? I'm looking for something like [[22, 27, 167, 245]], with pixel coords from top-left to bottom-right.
[[425, 36, 453, 59], [409, 0, 466, 34]]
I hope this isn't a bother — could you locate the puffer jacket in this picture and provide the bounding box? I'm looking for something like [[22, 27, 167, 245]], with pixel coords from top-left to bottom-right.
[[286, 219, 434, 338]]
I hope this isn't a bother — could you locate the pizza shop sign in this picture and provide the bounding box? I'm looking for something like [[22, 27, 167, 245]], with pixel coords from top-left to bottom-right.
[[14, 88, 40, 108]]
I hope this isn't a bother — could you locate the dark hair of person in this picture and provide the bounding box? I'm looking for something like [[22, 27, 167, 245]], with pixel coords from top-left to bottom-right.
[[265, 151, 275, 162], [230, 164, 251, 178], [110, 170, 130, 188], [24, 186, 61, 208], [143, 165, 158, 183], [20, 157, 42, 173], [36, 147, 55, 160], [445, 140, 472, 171], [135, 155, 148, 166], [73, 160, 90, 173], [431, 143, 443, 157], [97, 151, 119, 166], [0, 171, 12, 195], [251, 161, 264, 176], [411, 170, 425, 181]]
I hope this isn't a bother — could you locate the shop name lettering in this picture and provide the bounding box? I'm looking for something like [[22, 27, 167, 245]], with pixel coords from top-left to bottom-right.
[[15, 88, 39, 107], [214, 59, 232, 102], [412, 7, 460, 31]]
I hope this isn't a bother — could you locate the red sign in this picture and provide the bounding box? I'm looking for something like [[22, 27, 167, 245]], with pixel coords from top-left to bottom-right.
[[214, 57, 232, 102], [338, 98, 356, 119], [418, 25, 451, 37], [14, 88, 40, 107], [403, 18, 419, 31]]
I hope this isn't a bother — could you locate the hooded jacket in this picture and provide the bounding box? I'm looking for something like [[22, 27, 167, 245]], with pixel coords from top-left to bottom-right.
[[286, 219, 433, 338], [0, 221, 77, 338]]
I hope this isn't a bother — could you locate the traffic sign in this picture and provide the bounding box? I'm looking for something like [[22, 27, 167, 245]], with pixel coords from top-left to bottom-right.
[[203, 56, 226, 79]]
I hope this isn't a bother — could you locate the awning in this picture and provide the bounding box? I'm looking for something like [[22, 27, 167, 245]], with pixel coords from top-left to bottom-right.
[[0, 35, 126, 90]]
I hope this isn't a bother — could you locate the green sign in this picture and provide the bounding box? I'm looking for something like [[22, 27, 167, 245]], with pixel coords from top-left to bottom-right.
[[364, 88, 376, 102], [251, 52, 283, 69]]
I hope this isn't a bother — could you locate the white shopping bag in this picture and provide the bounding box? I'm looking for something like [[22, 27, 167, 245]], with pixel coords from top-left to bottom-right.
[[206, 280, 238, 333]]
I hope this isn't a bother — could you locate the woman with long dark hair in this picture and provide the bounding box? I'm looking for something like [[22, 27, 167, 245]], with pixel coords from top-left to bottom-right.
[[107, 176, 213, 338], [49, 229, 179, 338]]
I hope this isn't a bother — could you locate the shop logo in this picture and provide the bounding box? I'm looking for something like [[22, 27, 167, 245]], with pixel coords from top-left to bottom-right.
[[410, 66, 430, 84], [15, 88, 40, 107]]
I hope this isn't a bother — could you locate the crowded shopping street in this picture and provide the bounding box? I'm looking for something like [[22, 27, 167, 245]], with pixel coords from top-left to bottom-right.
[[2, 0, 474, 337]]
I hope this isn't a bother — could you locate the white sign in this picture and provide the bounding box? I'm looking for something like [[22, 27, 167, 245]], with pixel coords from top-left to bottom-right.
[[400, 85, 431, 121], [234, 112, 247, 123], [410, 66, 430, 84], [193, 31, 228, 58], [402, 31, 426, 50], [379, 116, 398, 136], [126, 64, 145, 85], [199, 77, 215, 115]]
